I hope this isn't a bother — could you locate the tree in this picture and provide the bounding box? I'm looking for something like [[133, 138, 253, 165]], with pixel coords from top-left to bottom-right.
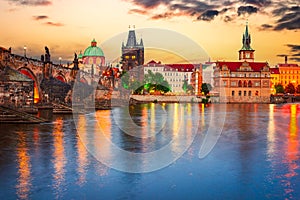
[[274, 84, 284, 94], [182, 79, 188, 93], [201, 83, 212, 95], [144, 70, 171, 93], [296, 85, 300, 94], [285, 83, 295, 94]]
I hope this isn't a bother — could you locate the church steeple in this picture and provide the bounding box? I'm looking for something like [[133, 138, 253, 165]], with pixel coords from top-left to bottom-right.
[[239, 21, 255, 62]]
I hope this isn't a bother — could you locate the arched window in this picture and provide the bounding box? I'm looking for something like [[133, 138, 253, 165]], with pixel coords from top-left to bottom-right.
[[248, 80, 252, 87], [232, 91, 235, 96], [238, 91, 242, 96], [248, 91, 252, 96], [243, 81, 247, 87], [238, 80, 242, 87], [255, 91, 259, 96], [244, 91, 247, 96]]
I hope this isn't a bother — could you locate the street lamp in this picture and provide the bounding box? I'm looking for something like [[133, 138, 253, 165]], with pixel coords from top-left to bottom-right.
[[23, 46, 27, 57], [59, 57, 62, 66]]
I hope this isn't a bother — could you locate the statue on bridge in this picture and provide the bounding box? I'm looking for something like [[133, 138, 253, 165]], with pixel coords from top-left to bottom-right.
[[44, 46, 51, 63], [43, 46, 52, 79]]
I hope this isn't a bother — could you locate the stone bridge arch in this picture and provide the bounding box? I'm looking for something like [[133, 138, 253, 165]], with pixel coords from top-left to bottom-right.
[[18, 67, 41, 103], [54, 72, 67, 83]]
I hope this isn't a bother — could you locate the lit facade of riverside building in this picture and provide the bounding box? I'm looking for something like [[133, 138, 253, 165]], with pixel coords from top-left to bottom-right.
[[143, 60, 199, 93], [214, 23, 271, 103]]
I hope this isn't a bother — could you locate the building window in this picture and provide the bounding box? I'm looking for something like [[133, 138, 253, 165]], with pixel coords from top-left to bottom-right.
[[239, 91, 242, 96], [231, 81, 236, 86], [248, 91, 252, 96], [132, 55, 136, 59], [232, 91, 235, 96], [255, 91, 259, 96], [243, 81, 247, 87], [248, 80, 252, 87], [238, 80, 242, 87], [244, 91, 247, 96]]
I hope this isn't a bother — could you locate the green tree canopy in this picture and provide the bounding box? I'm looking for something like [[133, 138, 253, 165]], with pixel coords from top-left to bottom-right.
[[274, 84, 284, 94], [144, 70, 171, 93], [201, 83, 212, 95]]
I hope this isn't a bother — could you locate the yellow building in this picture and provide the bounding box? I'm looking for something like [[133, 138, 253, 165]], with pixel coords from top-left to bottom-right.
[[270, 68, 280, 94], [277, 63, 300, 88]]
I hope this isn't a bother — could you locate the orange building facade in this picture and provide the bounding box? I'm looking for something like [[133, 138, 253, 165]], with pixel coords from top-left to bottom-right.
[[213, 23, 271, 103]]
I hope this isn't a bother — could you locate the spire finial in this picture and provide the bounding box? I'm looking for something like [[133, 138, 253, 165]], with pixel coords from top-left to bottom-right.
[[129, 25, 130, 29]]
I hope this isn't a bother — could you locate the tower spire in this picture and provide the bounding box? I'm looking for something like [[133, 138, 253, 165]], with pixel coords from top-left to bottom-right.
[[239, 21, 255, 61]]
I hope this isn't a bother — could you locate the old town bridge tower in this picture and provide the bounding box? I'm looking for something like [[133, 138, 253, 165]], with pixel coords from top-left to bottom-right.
[[121, 26, 144, 71]]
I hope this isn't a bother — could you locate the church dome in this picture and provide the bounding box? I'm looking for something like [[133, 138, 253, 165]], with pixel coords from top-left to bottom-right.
[[83, 39, 104, 57]]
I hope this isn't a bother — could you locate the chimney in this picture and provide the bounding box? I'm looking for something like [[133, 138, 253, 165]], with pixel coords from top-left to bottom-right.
[[285, 55, 287, 64]]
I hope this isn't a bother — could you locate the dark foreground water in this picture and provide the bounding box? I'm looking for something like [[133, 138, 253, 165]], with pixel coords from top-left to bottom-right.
[[0, 103, 300, 199]]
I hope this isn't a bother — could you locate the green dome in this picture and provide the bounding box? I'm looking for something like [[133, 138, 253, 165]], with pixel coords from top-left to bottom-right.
[[78, 53, 83, 59], [83, 46, 104, 57]]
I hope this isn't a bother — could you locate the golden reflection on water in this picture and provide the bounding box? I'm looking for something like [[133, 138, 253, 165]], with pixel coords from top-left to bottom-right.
[[16, 131, 31, 200], [284, 105, 299, 179], [52, 117, 66, 196], [150, 103, 156, 136], [76, 115, 88, 185], [94, 111, 111, 176], [267, 104, 276, 155], [173, 103, 180, 135], [280, 104, 299, 197]]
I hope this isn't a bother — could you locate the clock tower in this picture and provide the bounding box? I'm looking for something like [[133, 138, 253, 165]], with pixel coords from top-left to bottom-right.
[[239, 21, 255, 62]]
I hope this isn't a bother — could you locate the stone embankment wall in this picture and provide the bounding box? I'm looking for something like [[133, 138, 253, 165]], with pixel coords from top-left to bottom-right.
[[130, 95, 203, 103]]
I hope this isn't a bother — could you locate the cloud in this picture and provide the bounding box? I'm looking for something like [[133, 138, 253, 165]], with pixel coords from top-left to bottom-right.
[[286, 44, 300, 63], [237, 6, 259, 16], [33, 15, 49, 20], [274, 10, 300, 30], [44, 22, 64, 27], [6, 0, 52, 6], [242, 0, 271, 7], [129, 9, 148, 15], [287, 44, 300, 52], [124, 0, 300, 31], [260, 23, 273, 30], [197, 10, 219, 21]]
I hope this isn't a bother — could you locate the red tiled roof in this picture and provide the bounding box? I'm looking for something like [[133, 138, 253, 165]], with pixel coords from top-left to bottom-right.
[[277, 63, 299, 67], [270, 68, 280, 74], [147, 60, 162, 65], [165, 64, 195, 72], [216, 61, 268, 72]]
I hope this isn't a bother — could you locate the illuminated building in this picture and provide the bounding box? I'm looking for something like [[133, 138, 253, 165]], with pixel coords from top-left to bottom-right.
[[276, 57, 300, 88], [270, 68, 280, 94], [143, 60, 197, 93], [214, 22, 271, 103], [121, 27, 144, 71]]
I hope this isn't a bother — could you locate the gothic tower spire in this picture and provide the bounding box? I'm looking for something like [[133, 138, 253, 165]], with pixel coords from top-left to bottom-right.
[[239, 21, 255, 62]]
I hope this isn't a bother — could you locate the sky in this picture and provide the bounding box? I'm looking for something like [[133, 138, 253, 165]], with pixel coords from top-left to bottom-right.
[[0, 0, 299, 66]]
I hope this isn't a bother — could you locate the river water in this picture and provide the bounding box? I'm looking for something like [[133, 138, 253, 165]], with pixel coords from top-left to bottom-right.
[[0, 103, 300, 199]]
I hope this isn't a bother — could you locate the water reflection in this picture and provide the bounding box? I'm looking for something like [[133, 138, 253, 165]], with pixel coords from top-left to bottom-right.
[[16, 131, 31, 200], [52, 117, 66, 197], [76, 115, 89, 185], [282, 104, 299, 197]]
